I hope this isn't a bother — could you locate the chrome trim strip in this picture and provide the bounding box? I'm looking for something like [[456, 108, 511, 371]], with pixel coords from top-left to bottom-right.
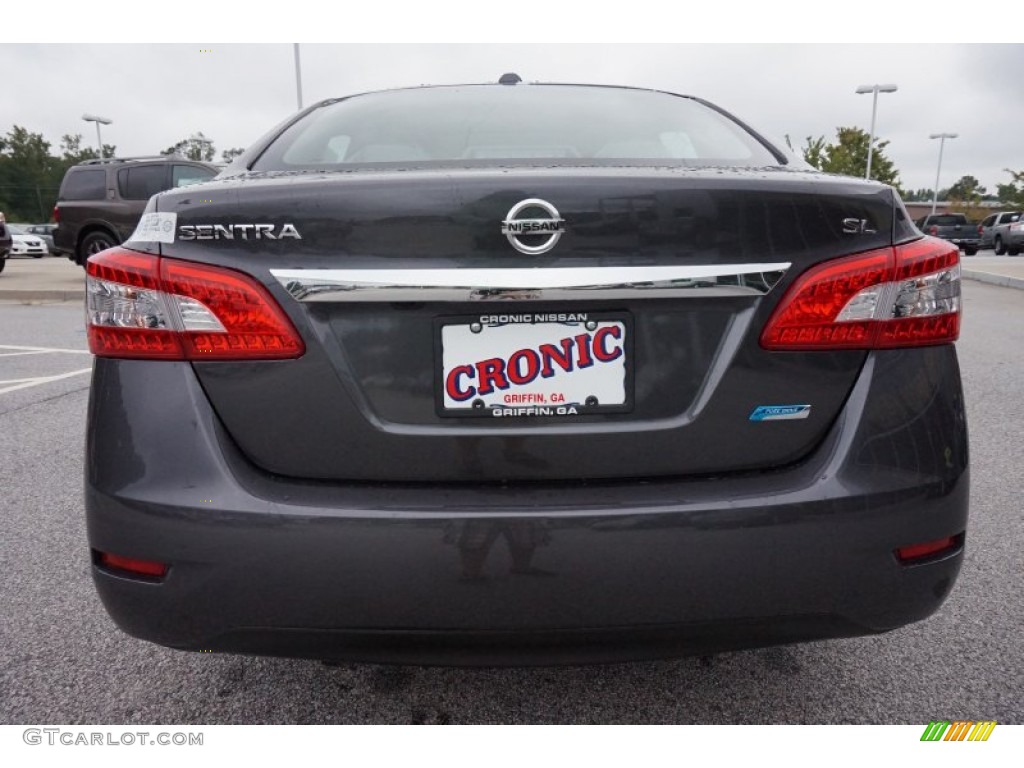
[[270, 264, 791, 302]]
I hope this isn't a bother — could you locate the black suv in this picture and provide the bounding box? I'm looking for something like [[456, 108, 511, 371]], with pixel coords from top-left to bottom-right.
[[53, 156, 218, 265]]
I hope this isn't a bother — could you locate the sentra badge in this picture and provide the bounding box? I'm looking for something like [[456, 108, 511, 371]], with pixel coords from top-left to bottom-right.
[[178, 223, 302, 241], [501, 198, 565, 255]]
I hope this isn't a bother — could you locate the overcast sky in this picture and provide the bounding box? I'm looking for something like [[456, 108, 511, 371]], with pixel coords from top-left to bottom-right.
[[2, 37, 1021, 195]]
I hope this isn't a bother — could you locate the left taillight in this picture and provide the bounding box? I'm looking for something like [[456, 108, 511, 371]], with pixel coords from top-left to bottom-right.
[[86, 248, 305, 360]]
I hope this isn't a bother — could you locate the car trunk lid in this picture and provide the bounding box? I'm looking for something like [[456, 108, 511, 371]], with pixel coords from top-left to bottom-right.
[[152, 166, 895, 482]]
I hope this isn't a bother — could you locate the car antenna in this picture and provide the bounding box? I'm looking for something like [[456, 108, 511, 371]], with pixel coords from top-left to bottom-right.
[[498, 72, 522, 85]]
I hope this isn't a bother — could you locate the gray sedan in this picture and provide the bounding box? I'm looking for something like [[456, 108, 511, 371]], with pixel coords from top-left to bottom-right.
[[25, 223, 57, 252], [81, 79, 970, 665]]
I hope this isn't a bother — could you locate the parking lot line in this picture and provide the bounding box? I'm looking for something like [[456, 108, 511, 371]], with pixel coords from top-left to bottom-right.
[[0, 344, 92, 355], [0, 367, 93, 395]]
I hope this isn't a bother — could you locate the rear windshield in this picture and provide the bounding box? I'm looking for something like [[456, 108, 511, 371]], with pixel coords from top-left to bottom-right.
[[252, 85, 781, 171], [930, 215, 969, 225]]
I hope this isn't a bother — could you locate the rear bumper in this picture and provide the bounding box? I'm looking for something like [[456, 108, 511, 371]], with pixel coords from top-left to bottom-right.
[[51, 228, 73, 259], [943, 237, 979, 248], [85, 346, 969, 664]]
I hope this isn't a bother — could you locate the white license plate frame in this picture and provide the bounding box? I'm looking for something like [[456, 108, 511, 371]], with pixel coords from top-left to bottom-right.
[[435, 311, 633, 419]]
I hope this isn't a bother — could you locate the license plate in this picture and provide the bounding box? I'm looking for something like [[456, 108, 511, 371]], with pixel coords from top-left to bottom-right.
[[437, 311, 631, 418]]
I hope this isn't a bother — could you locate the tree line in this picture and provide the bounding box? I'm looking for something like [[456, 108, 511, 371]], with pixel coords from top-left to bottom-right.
[[793, 126, 1024, 215], [0, 126, 244, 222]]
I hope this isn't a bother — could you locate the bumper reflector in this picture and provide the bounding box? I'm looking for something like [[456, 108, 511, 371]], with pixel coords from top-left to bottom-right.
[[97, 551, 168, 579], [895, 535, 960, 563]]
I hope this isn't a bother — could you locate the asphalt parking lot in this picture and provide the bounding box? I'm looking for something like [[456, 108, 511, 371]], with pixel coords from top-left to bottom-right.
[[0, 279, 1021, 725]]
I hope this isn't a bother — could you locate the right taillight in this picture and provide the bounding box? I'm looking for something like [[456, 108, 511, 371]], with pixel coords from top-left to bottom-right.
[[86, 248, 305, 360], [52, 205, 60, 224], [761, 237, 960, 351]]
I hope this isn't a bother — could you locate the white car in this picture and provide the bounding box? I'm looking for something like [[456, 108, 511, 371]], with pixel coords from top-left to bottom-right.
[[8, 225, 49, 257]]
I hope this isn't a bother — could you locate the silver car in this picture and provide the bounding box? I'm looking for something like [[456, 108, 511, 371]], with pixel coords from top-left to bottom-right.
[[977, 210, 1022, 253], [1002, 218, 1024, 255]]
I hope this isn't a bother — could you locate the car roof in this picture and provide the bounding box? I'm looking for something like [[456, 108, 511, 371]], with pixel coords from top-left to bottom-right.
[[73, 156, 218, 169]]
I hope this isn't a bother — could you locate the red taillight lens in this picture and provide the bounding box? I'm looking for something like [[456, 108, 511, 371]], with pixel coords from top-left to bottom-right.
[[161, 258, 305, 359], [761, 237, 960, 351], [52, 205, 60, 224], [86, 248, 304, 360], [98, 551, 168, 578], [929, 225, 938, 236], [759, 248, 891, 350]]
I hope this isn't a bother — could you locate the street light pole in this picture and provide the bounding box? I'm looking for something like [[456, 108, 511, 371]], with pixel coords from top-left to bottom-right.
[[293, 44, 303, 111], [81, 113, 113, 159], [855, 84, 897, 181], [929, 133, 958, 215]]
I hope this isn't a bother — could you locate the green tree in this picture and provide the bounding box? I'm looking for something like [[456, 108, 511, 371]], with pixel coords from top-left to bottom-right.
[[801, 136, 827, 170], [801, 127, 903, 192], [221, 147, 245, 163], [60, 133, 98, 163], [946, 175, 986, 203], [996, 169, 1024, 208], [163, 132, 215, 162], [57, 134, 115, 163], [945, 175, 988, 220], [0, 126, 59, 221], [902, 188, 934, 202]]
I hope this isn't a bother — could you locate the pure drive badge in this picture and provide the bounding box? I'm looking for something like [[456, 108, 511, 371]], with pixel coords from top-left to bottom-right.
[[749, 404, 812, 421], [501, 198, 565, 255], [178, 223, 302, 241]]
